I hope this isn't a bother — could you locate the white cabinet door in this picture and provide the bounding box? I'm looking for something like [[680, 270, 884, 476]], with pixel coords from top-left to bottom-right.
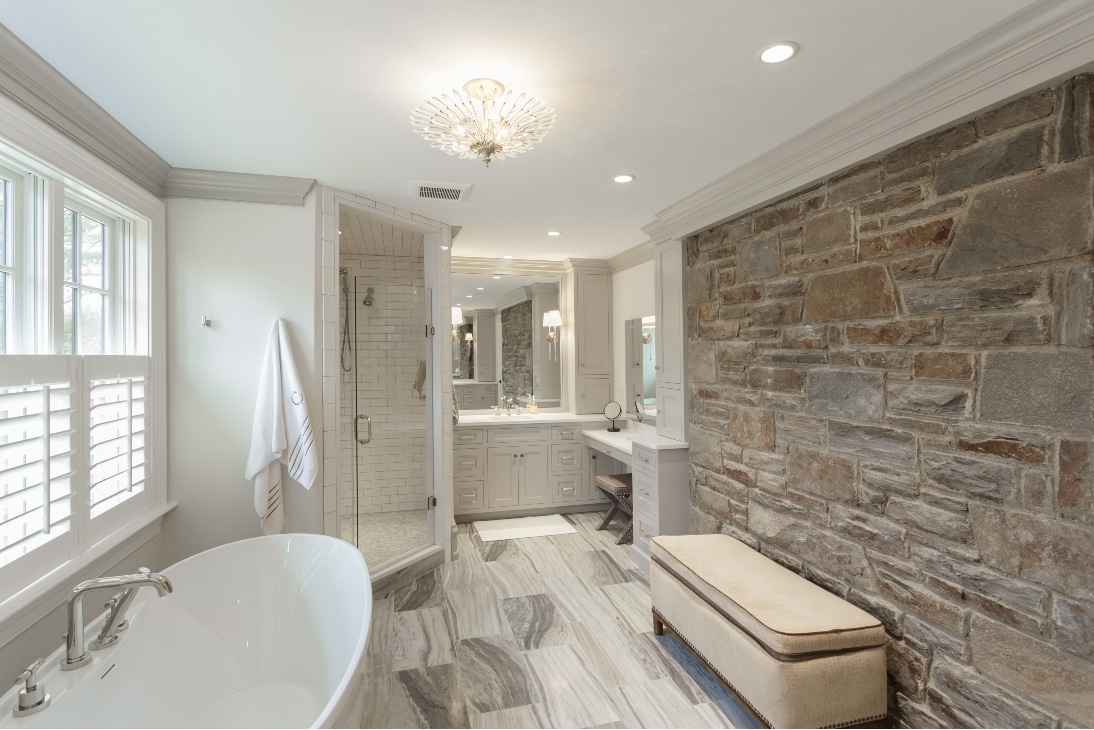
[[518, 445, 550, 506], [486, 447, 520, 508], [576, 272, 611, 375], [576, 376, 611, 415]]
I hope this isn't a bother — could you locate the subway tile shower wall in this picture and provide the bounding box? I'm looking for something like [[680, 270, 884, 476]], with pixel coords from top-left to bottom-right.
[[339, 253, 427, 517]]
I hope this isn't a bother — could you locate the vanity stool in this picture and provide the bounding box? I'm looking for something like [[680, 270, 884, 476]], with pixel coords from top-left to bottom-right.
[[594, 473, 633, 544]]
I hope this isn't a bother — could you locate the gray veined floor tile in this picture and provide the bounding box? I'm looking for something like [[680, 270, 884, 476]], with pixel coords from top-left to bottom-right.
[[546, 575, 619, 624], [455, 633, 542, 715], [519, 541, 580, 584], [361, 662, 392, 729], [483, 554, 546, 599], [479, 538, 524, 563], [469, 703, 550, 729], [608, 678, 715, 729], [695, 702, 739, 730], [600, 580, 654, 635], [393, 568, 447, 612], [575, 549, 635, 588], [392, 606, 456, 671], [569, 620, 651, 689], [654, 631, 760, 727], [546, 529, 599, 555], [446, 585, 507, 641], [391, 662, 470, 729], [441, 550, 488, 592], [501, 593, 574, 650], [368, 596, 395, 673], [623, 628, 708, 706], [524, 644, 621, 728]]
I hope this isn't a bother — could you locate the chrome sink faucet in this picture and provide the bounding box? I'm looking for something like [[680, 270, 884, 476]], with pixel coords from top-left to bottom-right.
[[61, 568, 172, 670], [504, 395, 514, 413]]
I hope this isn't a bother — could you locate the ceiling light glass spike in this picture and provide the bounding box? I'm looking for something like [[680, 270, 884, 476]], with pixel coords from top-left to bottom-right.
[[410, 78, 557, 167]]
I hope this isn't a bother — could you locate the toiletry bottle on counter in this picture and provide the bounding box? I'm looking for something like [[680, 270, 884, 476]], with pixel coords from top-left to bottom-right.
[[528, 395, 538, 414]]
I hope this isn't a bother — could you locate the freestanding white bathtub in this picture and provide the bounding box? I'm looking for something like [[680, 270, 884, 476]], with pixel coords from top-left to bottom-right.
[[0, 534, 372, 728]]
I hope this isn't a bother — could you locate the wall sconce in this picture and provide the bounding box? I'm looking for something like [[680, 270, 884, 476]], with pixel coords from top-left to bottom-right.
[[464, 332, 474, 342], [543, 309, 562, 361]]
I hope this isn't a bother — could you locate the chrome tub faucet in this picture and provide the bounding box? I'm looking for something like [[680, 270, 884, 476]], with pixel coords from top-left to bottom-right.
[[61, 568, 173, 670]]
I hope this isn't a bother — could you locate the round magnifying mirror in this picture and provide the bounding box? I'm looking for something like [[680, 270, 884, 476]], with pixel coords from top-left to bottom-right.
[[604, 401, 623, 432]]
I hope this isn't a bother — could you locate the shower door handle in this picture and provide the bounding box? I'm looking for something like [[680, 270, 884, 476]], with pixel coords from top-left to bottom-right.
[[354, 414, 372, 445]]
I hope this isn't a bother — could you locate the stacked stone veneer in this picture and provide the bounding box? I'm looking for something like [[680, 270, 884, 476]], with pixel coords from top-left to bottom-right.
[[686, 75, 1094, 727], [501, 300, 533, 398]]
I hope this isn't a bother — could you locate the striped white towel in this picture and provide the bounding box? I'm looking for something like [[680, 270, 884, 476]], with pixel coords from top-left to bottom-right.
[[244, 318, 317, 535]]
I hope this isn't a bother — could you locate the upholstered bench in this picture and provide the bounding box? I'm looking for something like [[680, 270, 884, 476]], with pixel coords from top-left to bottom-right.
[[650, 534, 887, 729]]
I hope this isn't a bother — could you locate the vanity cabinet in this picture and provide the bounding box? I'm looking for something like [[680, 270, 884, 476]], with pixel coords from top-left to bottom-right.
[[455, 382, 498, 410], [455, 419, 605, 518]]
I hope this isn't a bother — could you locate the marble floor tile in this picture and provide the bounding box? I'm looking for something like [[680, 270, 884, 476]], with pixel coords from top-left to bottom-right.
[[392, 606, 456, 671], [575, 549, 634, 587], [391, 662, 470, 729], [600, 580, 655, 634], [361, 662, 392, 729], [483, 554, 546, 599], [519, 541, 580, 583], [568, 620, 651, 688], [524, 644, 621, 728], [696, 702, 740, 729], [654, 631, 757, 726], [441, 550, 487, 592], [609, 678, 715, 728], [393, 568, 447, 612], [546, 575, 619, 624], [446, 585, 506, 641], [455, 633, 542, 715], [478, 538, 525, 563], [468, 703, 550, 729], [623, 629, 709, 705], [501, 593, 574, 650], [368, 596, 395, 675], [546, 528, 599, 555]]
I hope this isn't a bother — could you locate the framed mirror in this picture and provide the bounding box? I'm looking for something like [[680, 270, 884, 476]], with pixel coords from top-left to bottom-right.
[[451, 273, 562, 410], [625, 315, 656, 423]]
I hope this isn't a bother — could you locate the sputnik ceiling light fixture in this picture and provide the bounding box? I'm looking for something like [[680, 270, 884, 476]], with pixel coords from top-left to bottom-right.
[[410, 78, 557, 167]]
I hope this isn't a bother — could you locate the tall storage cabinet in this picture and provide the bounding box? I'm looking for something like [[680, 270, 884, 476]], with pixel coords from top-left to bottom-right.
[[564, 260, 612, 415], [654, 240, 687, 441]]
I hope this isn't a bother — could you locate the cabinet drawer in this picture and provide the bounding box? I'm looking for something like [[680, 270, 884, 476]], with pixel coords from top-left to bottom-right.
[[632, 469, 656, 515], [454, 447, 484, 478], [550, 474, 583, 503], [632, 444, 657, 474], [551, 425, 582, 441], [454, 480, 484, 513], [550, 443, 583, 473], [488, 425, 550, 443], [634, 511, 658, 557], [454, 428, 484, 446]]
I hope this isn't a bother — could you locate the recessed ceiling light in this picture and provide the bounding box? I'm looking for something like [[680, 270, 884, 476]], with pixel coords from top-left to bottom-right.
[[503, 255, 514, 259], [759, 42, 799, 64], [466, 295, 473, 298], [613, 174, 635, 183], [492, 275, 502, 279], [547, 231, 561, 236], [477, 287, 485, 290]]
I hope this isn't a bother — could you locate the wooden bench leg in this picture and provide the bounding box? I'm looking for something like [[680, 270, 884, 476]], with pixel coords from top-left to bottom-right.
[[597, 500, 619, 530], [653, 611, 664, 635]]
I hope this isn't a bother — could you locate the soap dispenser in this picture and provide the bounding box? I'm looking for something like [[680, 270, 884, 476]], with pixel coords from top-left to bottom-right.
[[528, 394, 538, 414]]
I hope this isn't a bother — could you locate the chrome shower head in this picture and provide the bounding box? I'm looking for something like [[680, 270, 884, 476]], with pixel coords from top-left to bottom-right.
[[363, 287, 375, 306]]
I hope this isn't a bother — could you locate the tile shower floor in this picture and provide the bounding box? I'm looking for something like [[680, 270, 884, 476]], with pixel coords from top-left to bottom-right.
[[362, 511, 760, 729], [343, 509, 431, 568]]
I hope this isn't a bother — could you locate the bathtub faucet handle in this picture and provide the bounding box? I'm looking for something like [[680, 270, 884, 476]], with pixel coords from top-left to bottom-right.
[[13, 658, 51, 717]]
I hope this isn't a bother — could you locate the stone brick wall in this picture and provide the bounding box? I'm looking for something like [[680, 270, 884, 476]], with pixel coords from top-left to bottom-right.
[[686, 74, 1094, 727], [501, 300, 533, 398]]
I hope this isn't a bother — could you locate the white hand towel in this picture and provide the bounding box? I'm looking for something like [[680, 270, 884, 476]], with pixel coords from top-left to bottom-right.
[[413, 358, 426, 399], [245, 318, 317, 535]]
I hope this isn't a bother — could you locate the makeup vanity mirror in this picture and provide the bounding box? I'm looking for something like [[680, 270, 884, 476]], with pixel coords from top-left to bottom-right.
[[625, 315, 657, 423], [451, 272, 562, 409]]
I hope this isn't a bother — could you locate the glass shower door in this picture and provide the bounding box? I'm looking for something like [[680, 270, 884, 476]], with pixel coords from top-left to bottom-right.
[[348, 277, 434, 569]]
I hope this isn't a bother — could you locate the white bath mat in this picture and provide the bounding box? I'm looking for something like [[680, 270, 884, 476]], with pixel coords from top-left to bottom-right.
[[474, 514, 577, 542]]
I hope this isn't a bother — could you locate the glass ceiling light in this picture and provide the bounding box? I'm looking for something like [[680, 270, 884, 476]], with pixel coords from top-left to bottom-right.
[[410, 78, 557, 167], [759, 42, 799, 63]]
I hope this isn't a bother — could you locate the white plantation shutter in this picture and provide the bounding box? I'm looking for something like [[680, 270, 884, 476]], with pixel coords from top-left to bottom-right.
[[84, 356, 150, 543], [0, 355, 151, 603], [0, 356, 77, 603]]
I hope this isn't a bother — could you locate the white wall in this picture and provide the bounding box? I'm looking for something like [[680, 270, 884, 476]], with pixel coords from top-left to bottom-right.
[[163, 194, 321, 566], [611, 259, 655, 407]]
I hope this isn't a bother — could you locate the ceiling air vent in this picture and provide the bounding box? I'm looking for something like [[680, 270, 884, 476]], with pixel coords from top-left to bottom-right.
[[410, 180, 472, 202]]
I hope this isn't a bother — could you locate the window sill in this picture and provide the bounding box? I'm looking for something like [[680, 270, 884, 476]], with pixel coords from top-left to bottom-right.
[[0, 502, 176, 648]]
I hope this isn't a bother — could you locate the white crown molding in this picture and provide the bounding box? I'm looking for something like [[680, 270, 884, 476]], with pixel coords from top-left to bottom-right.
[[0, 22, 171, 196], [642, 0, 1094, 244], [563, 258, 613, 275], [166, 168, 316, 206], [494, 285, 533, 311], [452, 257, 566, 276], [608, 241, 655, 273]]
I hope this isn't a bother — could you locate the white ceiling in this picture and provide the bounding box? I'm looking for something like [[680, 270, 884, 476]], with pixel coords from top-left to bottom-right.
[[451, 274, 558, 310], [0, 0, 1039, 260], [339, 207, 424, 258]]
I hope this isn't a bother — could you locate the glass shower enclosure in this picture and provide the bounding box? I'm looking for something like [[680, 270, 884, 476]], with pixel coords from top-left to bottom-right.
[[339, 273, 434, 569]]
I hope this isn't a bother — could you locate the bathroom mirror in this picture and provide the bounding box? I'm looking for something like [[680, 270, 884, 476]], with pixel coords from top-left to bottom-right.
[[451, 273, 562, 408], [625, 316, 657, 423]]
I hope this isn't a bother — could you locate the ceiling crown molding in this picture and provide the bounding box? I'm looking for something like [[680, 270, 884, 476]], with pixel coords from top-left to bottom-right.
[[608, 241, 655, 273], [494, 286, 533, 311], [166, 168, 316, 206], [0, 22, 171, 196], [563, 258, 613, 275], [452, 257, 566, 276], [642, 0, 1094, 244]]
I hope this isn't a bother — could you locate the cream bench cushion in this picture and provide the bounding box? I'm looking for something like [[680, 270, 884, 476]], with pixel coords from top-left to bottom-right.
[[651, 534, 884, 655]]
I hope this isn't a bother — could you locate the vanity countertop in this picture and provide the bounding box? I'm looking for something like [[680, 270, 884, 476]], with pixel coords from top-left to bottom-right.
[[457, 412, 605, 425], [584, 423, 688, 451]]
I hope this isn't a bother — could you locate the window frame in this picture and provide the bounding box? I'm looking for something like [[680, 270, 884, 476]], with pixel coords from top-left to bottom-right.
[[60, 197, 123, 356]]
